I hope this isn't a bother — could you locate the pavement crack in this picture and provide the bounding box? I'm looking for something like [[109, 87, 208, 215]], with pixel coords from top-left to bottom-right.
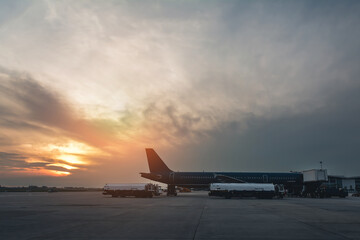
[[192, 205, 205, 240], [256, 203, 354, 240], [293, 218, 354, 240]]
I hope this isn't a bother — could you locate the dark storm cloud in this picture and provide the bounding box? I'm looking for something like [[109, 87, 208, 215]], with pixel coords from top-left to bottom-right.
[[0, 152, 27, 162], [0, 151, 92, 174], [0, 152, 48, 169], [168, 77, 360, 176], [149, 0, 360, 177], [0, 67, 72, 139], [0, 118, 55, 134], [0, 67, 74, 128], [141, 101, 206, 143]]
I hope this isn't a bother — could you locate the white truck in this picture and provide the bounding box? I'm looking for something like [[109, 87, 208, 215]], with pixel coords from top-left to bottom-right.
[[103, 183, 160, 198], [209, 183, 283, 199]]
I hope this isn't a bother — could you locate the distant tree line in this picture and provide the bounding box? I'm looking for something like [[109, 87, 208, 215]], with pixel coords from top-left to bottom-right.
[[0, 185, 102, 192]]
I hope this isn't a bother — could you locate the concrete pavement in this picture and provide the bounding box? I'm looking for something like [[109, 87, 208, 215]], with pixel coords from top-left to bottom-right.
[[1, 192, 360, 239]]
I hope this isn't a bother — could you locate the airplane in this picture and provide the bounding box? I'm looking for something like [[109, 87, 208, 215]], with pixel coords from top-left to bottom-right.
[[140, 148, 304, 196]]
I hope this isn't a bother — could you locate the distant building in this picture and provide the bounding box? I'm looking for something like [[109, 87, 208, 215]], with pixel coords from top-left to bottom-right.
[[328, 175, 360, 193]]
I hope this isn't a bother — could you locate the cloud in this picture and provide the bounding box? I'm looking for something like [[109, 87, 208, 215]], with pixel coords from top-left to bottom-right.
[[166, 74, 360, 176], [0, 151, 71, 176], [0, 67, 125, 151], [0, 68, 114, 178], [1, 1, 360, 185]]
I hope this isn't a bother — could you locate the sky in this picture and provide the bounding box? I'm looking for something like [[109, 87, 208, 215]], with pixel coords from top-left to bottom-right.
[[1, 0, 360, 187]]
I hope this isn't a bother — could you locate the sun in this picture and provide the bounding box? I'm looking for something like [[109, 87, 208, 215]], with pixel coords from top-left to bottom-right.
[[47, 163, 79, 170], [56, 154, 87, 165]]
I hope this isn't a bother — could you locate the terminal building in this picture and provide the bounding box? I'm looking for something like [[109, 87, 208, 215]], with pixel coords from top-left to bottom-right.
[[301, 169, 359, 197], [327, 175, 360, 193]]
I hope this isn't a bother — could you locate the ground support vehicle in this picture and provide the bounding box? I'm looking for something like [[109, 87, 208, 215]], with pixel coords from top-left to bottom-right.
[[209, 183, 280, 199], [103, 183, 160, 198], [319, 183, 347, 198], [301, 183, 347, 198]]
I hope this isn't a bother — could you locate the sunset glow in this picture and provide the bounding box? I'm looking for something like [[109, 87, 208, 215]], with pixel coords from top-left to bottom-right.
[[56, 155, 86, 165], [45, 142, 100, 155], [49, 170, 71, 176], [1, 1, 360, 187], [10, 168, 71, 177], [25, 158, 49, 164], [47, 163, 79, 170]]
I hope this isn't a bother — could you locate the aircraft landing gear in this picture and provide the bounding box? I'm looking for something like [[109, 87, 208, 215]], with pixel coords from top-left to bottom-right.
[[167, 184, 177, 196]]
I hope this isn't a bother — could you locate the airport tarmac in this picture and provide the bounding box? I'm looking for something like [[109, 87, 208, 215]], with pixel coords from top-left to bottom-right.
[[1, 192, 360, 240]]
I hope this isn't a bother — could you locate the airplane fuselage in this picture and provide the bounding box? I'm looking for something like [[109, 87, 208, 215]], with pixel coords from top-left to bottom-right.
[[141, 149, 304, 194], [141, 171, 303, 192]]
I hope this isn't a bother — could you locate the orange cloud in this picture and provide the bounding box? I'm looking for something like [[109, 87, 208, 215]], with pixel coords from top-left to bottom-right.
[[3, 167, 70, 177]]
